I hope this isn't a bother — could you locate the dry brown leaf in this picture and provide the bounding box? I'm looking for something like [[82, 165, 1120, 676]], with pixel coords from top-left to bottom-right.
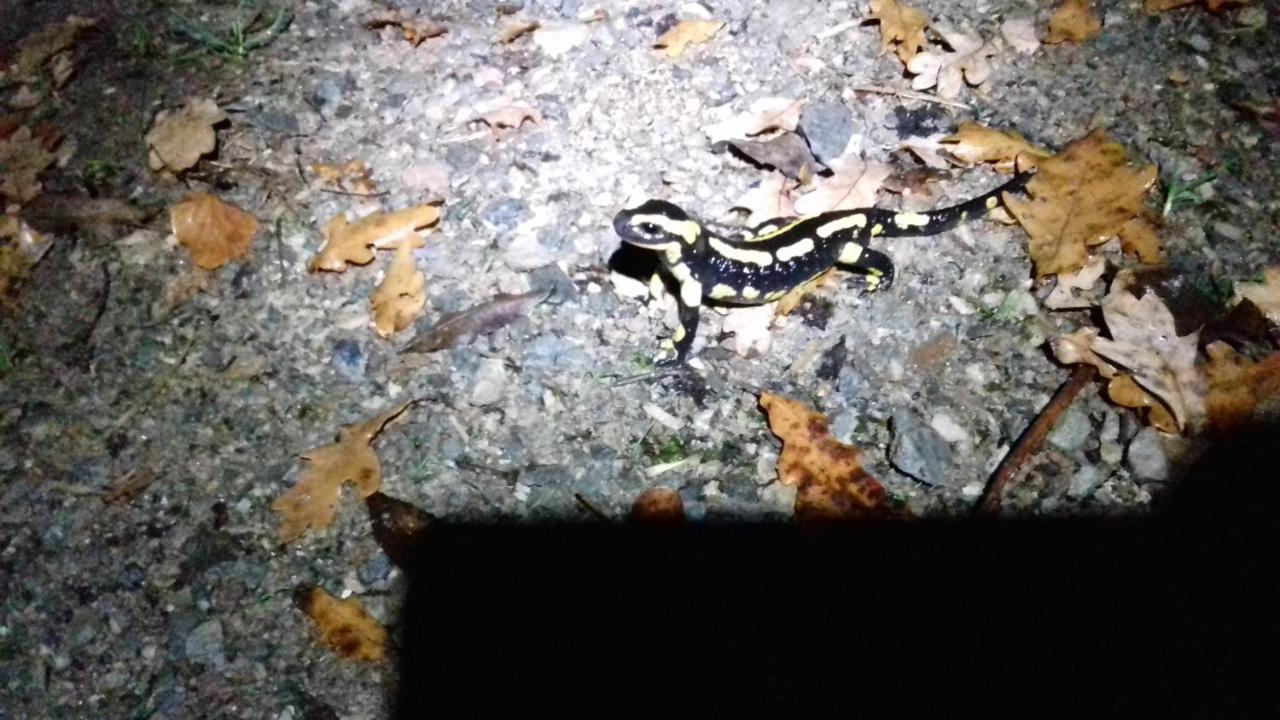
[[498, 18, 541, 43], [1118, 218, 1163, 264], [297, 587, 387, 662], [705, 97, 804, 144], [791, 155, 890, 215], [759, 393, 889, 520], [731, 172, 795, 225], [310, 203, 440, 272], [905, 26, 997, 100], [370, 240, 426, 337], [169, 193, 258, 270], [146, 98, 226, 173], [774, 268, 840, 317], [1107, 374, 1179, 434], [366, 9, 447, 46], [1003, 129, 1157, 276], [400, 288, 549, 354], [1091, 284, 1204, 431], [10, 15, 97, 79], [1053, 327, 1117, 378], [310, 159, 377, 195], [0, 213, 52, 295], [271, 402, 413, 543], [654, 20, 724, 58], [726, 131, 815, 181], [0, 125, 58, 202], [1143, 0, 1246, 13], [939, 122, 1052, 173], [1045, 255, 1105, 310], [721, 304, 776, 357], [867, 0, 929, 63], [1235, 267, 1280, 324], [1045, 0, 1102, 45], [629, 487, 686, 524], [1204, 342, 1280, 432]]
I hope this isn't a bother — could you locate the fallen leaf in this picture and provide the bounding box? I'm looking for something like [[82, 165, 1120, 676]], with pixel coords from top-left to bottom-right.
[[867, 0, 929, 63], [1203, 342, 1280, 433], [1045, 0, 1102, 45], [1118, 218, 1163, 264], [49, 51, 76, 89], [653, 20, 724, 58], [721, 303, 777, 357], [366, 491, 434, 568], [1000, 16, 1041, 54], [775, 268, 840, 316], [629, 487, 685, 524], [1090, 283, 1205, 431], [898, 131, 953, 169], [1107, 374, 1179, 434], [366, 9, 447, 46], [905, 26, 997, 99], [169, 193, 258, 270], [296, 587, 387, 662], [370, 240, 426, 337], [939, 122, 1052, 173], [400, 288, 548, 353], [791, 155, 890, 215], [0, 125, 58, 202], [731, 172, 795, 225], [10, 15, 97, 80], [146, 98, 226, 173], [498, 18, 540, 44], [704, 97, 803, 144], [478, 104, 541, 138], [726, 131, 815, 181], [1053, 327, 1117, 378], [310, 203, 440, 272], [1002, 129, 1157, 276], [759, 393, 889, 520], [271, 402, 413, 543], [310, 159, 377, 195], [0, 213, 52, 295], [1045, 254, 1106, 309], [882, 166, 951, 198], [1235, 267, 1280, 324]]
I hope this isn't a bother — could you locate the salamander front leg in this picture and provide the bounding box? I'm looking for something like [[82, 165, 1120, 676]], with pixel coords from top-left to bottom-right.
[[657, 284, 702, 367]]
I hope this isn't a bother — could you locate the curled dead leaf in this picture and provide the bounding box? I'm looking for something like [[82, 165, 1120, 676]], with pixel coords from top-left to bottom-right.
[[791, 155, 890, 215], [1118, 218, 1163, 265], [1045, 255, 1106, 310], [146, 98, 226, 173], [370, 240, 426, 337], [905, 26, 997, 100], [867, 0, 929, 63], [169, 193, 258, 270], [731, 172, 795, 225], [1045, 0, 1102, 45], [310, 159, 377, 195], [310, 203, 440, 272], [939, 122, 1052, 173], [296, 587, 387, 662], [366, 9, 447, 46], [400, 288, 548, 354], [498, 18, 541, 43], [1107, 374, 1179, 434]]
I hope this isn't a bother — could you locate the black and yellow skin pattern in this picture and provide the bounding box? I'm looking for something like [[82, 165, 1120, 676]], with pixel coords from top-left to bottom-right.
[[613, 173, 1033, 365]]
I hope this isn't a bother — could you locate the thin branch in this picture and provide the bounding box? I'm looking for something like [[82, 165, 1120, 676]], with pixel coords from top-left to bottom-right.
[[850, 85, 972, 110], [574, 493, 611, 522], [974, 366, 1095, 515]]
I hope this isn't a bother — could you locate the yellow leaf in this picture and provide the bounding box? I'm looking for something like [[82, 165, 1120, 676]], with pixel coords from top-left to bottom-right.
[[298, 587, 387, 662], [759, 393, 890, 521], [1107, 374, 1179, 434], [1235, 267, 1280, 324], [867, 0, 929, 63], [371, 240, 426, 337], [271, 402, 413, 543], [145, 98, 226, 173], [1045, 0, 1102, 45], [940, 122, 1052, 173], [169, 193, 259, 270], [310, 203, 440, 272], [1118, 218, 1163, 264], [1002, 129, 1156, 276], [654, 20, 724, 58]]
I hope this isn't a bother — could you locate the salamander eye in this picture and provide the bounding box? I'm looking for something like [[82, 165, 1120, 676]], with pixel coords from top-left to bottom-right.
[[637, 222, 660, 235]]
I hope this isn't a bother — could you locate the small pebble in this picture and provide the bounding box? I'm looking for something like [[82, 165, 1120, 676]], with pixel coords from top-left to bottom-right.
[[330, 339, 366, 381], [1126, 427, 1169, 482], [891, 410, 956, 487], [469, 359, 509, 406], [1047, 407, 1092, 453]]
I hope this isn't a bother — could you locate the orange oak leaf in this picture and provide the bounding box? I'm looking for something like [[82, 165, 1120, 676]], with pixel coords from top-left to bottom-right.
[[1045, 0, 1102, 45], [759, 393, 889, 521], [297, 587, 387, 662], [169, 193, 259, 270], [310, 203, 439, 272], [867, 0, 929, 63], [939, 122, 1052, 173], [271, 402, 413, 543], [654, 20, 724, 58], [310, 159, 377, 195], [370, 240, 426, 337], [1235, 267, 1280, 324]]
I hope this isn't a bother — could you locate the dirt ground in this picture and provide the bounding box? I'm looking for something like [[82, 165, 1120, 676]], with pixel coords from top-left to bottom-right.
[[2, 0, 1278, 717]]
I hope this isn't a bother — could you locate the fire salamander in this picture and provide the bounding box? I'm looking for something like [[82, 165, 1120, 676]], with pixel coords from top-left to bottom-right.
[[612, 172, 1033, 365]]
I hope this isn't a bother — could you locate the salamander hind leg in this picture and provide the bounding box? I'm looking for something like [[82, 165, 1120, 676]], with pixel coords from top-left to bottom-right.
[[834, 241, 895, 293]]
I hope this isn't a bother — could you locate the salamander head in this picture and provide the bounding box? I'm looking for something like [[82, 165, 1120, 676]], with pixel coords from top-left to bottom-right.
[[613, 200, 702, 248]]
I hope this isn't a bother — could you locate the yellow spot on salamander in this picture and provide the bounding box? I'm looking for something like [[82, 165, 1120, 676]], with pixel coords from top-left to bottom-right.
[[709, 283, 739, 299], [741, 286, 761, 300], [816, 214, 867, 238], [763, 290, 786, 301], [672, 325, 686, 342], [749, 219, 806, 243], [708, 237, 774, 266], [776, 237, 815, 262], [892, 212, 930, 228], [985, 196, 998, 209], [629, 213, 701, 244], [871, 224, 884, 236], [680, 280, 703, 306], [669, 262, 694, 283], [837, 242, 863, 264]]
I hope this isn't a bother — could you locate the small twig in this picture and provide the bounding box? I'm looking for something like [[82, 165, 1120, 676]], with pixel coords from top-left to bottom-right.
[[78, 262, 112, 369], [437, 130, 489, 145], [850, 85, 972, 110], [816, 19, 861, 39], [974, 366, 1095, 515], [274, 216, 285, 286], [609, 368, 683, 388], [317, 187, 390, 198], [574, 493, 611, 522]]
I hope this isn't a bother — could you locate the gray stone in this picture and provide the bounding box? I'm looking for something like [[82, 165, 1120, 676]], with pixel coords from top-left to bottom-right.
[[1068, 465, 1103, 498], [521, 335, 587, 370], [330, 339, 366, 381], [1047, 406, 1092, 453], [469, 358, 509, 406], [518, 464, 571, 488], [799, 102, 854, 165], [829, 409, 859, 445], [307, 72, 348, 112], [1187, 33, 1211, 54], [890, 410, 956, 486], [184, 619, 226, 668], [1126, 427, 1169, 482], [482, 198, 530, 231]]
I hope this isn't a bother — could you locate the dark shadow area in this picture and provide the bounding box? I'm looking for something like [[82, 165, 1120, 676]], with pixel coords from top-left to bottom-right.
[[390, 420, 1280, 718]]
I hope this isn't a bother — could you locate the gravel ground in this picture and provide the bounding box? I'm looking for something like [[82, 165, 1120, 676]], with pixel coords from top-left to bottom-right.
[[2, 0, 1277, 716]]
